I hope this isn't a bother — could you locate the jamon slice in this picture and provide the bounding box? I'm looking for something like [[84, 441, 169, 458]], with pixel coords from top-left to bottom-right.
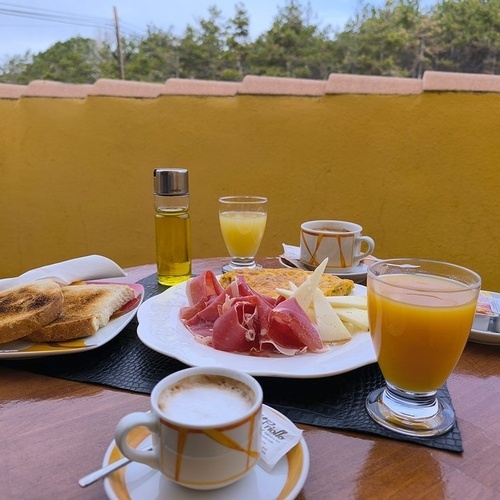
[[264, 297, 324, 354], [212, 294, 273, 352], [180, 270, 224, 322], [185, 270, 223, 306]]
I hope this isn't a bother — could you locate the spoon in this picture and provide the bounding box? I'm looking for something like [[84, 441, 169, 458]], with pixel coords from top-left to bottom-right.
[[78, 444, 152, 487]]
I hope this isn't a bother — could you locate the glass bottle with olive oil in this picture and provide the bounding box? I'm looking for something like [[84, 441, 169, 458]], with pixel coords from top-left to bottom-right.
[[153, 168, 191, 286]]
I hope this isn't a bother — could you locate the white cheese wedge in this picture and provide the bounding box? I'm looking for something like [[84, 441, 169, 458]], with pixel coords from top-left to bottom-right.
[[275, 287, 293, 298], [325, 295, 367, 309], [313, 289, 351, 342], [289, 258, 328, 312], [335, 307, 369, 331]]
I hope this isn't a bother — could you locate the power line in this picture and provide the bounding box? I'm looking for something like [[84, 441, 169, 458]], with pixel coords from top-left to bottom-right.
[[0, 2, 145, 37]]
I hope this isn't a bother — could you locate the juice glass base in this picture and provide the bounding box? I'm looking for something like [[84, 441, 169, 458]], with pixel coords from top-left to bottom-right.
[[365, 383, 455, 437], [222, 258, 262, 273]]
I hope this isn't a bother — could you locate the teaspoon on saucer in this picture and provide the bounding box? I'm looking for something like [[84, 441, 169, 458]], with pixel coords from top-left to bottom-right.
[[78, 444, 153, 487]]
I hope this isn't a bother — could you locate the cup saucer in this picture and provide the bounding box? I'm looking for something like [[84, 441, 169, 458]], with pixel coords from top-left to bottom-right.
[[103, 405, 309, 500], [331, 263, 369, 280], [278, 255, 368, 284]]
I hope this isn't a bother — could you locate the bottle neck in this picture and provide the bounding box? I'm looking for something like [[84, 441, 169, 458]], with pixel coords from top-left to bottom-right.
[[154, 193, 189, 212]]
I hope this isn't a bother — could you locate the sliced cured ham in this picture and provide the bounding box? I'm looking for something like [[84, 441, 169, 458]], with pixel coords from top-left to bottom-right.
[[265, 297, 324, 353], [212, 296, 262, 352], [186, 270, 224, 305], [179, 270, 225, 322], [179, 271, 324, 356]]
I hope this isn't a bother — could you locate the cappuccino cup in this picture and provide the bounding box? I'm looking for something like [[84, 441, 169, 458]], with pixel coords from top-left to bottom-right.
[[300, 220, 375, 272], [115, 367, 263, 490]]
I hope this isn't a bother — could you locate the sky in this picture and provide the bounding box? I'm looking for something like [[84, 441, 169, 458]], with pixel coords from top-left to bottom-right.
[[0, 1, 436, 60]]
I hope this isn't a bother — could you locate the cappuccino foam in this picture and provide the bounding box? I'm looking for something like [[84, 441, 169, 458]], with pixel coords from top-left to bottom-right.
[[158, 374, 254, 426]]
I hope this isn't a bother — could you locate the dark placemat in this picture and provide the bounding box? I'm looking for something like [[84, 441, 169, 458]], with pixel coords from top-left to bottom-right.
[[1, 273, 463, 453]]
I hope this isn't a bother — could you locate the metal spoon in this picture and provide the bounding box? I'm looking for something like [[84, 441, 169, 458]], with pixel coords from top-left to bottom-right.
[[78, 444, 152, 487]]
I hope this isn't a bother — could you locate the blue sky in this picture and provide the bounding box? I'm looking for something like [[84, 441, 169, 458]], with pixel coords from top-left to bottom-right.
[[0, 1, 436, 60]]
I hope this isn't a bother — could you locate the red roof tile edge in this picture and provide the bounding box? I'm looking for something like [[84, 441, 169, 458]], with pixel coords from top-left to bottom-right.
[[0, 72, 499, 99]]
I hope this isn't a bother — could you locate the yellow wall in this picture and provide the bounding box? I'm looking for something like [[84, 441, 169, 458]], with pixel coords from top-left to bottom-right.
[[1, 93, 499, 289]]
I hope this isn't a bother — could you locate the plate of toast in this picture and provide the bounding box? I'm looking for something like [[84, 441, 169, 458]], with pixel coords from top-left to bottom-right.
[[0, 280, 143, 358]]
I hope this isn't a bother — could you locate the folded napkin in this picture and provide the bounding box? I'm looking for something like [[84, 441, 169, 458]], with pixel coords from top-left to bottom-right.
[[282, 244, 301, 261], [0, 255, 126, 291]]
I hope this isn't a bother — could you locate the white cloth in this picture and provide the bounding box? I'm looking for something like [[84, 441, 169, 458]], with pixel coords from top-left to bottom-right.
[[0, 255, 126, 291]]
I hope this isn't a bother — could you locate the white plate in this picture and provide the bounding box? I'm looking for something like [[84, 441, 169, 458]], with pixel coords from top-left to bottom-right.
[[103, 405, 309, 500], [0, 283, 144, 359], [278, 256, 368, 284], [137, 282, 376, 378], [469, 327, 500, 345]]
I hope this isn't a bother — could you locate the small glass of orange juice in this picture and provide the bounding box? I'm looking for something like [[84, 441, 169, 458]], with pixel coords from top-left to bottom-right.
[[366, 258, 481, 437], [219, 196, 267, 273]]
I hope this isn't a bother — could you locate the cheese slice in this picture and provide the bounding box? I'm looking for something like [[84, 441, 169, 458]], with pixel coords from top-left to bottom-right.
[[289, 258, 328, 312], [313, 289, 351, 342], [336, 307, 369, 331], [325, 295, 367, 309]]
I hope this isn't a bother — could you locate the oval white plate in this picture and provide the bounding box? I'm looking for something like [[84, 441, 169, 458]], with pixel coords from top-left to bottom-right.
[[137, 282, 376, 378], [103, 405, 309, 500]]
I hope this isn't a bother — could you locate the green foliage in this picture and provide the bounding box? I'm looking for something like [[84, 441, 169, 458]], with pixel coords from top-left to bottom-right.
[[1, 0, 499, 84]]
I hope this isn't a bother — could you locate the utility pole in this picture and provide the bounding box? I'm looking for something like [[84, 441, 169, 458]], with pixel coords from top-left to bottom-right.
[[113, 6, 125, 79]]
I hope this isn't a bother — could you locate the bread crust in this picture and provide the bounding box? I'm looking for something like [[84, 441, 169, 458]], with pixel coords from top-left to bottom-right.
[[25, 283, 135, 343], [0, 279, 63, 344]]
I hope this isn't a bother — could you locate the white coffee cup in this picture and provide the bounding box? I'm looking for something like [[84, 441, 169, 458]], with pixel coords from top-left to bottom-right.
[[300, 220, 375, 271], [115, 367, 263, 490]]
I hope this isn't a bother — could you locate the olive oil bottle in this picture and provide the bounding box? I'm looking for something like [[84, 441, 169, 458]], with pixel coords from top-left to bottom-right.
[[154, 168, 191, 286]]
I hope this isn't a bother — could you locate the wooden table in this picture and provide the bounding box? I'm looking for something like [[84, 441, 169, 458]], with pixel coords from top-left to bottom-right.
[[1, 258, 499, 499]]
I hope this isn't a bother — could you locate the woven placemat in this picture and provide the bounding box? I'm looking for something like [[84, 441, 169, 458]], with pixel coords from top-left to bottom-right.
[[1, 273, 463, 452]]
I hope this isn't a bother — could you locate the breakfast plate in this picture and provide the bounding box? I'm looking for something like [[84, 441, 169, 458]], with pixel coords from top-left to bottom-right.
[[0, 283, 144, 359], [137, 282, 376, 378], [103, 405, 309, 500]]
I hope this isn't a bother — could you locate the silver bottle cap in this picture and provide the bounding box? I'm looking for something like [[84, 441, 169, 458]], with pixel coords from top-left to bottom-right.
[[153, 168, 189, 196]]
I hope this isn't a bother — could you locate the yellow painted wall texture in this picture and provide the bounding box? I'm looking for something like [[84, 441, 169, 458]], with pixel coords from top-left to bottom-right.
[[1, 93, 499, 289]]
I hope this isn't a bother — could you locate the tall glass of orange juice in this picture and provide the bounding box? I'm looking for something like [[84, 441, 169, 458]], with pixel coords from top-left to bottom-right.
[[366, 258, 480, 437], [219, 196, 267, 273]]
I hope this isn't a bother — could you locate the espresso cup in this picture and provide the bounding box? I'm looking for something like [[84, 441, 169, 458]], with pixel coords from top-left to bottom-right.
[[115, 367, 263, 490], [300, 220, 375, 271]]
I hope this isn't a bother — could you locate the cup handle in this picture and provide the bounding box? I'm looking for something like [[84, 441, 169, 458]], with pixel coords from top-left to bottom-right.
[[115, 412, 160, 470], [355, 236, 375, 262]]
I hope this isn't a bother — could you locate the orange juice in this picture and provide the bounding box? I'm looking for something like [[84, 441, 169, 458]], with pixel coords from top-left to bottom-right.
[[219, 211, 267, 258], [368, 273, 477, 392]]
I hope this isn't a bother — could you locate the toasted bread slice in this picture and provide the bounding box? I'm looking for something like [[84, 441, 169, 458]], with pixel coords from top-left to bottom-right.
[[25, 283, 135, 342], [0, 279, 63, 344], [219, 268, 354, 299]]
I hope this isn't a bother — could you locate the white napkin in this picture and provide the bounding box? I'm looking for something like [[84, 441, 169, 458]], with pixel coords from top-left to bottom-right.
[[281, 244, 301, 260], [0, 255, 126, 291]]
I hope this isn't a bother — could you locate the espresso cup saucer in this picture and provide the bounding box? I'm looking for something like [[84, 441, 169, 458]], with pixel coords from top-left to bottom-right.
[[327, 263, 369, 282], [103, 405, 309, 500], [279, 255, 368, 284]]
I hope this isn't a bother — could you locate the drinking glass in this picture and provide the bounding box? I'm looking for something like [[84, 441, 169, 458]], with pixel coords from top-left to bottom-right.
[[365, 258, 480, 437], [219, 196, 267, 273]]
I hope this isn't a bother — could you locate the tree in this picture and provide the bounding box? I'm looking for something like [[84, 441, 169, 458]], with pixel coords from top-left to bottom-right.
[[430, 0, 500, 74], [125, 26, 180, 82], [335, 1, 432, 77], [178, 6, 226, 80], [2, 1, 500, 83], [18, 37, 105, 84], [0, 52, 33, 84], [223, 2, 251, 80], [248, 0, 334, 78]]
